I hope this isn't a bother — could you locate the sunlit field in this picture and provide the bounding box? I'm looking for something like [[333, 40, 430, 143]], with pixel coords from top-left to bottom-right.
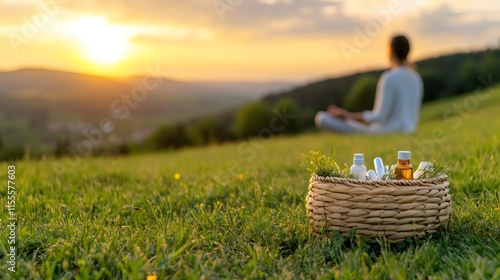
[[1, 87, 499, 279]]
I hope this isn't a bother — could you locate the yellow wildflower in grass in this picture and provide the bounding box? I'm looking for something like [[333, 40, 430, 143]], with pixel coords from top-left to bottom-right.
[[62, 260, 69, 271], [146, 273, 158, 280], [174, 173, 181, 180], [238, 173, 244, 180]]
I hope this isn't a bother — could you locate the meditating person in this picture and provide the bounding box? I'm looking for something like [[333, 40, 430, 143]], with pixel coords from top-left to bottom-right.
[[315, 34, 423, 133]]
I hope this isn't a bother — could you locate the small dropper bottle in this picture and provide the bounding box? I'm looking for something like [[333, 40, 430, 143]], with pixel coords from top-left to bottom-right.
[[350, 153, 367, 180], [394, 151, 413, 180]]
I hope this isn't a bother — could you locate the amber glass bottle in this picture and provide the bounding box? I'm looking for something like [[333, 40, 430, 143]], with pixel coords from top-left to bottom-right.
[[394, 151, 413, 180]]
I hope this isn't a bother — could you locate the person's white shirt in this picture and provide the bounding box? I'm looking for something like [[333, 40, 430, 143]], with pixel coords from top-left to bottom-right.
[[354, 66, 423, 133]]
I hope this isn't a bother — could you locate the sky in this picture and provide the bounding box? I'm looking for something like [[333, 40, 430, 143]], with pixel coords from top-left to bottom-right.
[[0, 0, 499, 82]]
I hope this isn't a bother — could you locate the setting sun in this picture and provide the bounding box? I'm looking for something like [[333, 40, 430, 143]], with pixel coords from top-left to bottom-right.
[[64, 16, 132, 65]]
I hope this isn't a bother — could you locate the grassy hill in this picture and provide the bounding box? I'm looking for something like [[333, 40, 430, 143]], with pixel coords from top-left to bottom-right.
[[1, 86, 499, 278]]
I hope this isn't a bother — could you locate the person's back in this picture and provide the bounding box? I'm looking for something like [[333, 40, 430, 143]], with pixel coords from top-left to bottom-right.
[[363, 66, 423, 133]]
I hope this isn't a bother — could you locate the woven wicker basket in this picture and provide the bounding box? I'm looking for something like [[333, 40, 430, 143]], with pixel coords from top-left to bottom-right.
[[306, 174, 451, 242]]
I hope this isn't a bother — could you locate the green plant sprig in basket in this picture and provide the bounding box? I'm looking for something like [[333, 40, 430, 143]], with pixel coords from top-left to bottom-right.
[[302, 151, 355, 178], [417, 161, 446, 179]]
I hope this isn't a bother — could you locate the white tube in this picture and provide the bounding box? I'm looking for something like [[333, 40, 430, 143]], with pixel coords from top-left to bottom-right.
[[374, 157, 385, 178]]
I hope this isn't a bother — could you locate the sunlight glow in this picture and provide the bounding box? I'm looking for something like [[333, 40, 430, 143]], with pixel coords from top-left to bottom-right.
[[64, 16, 132, 65]]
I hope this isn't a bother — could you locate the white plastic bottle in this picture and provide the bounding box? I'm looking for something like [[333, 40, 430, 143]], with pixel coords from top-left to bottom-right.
[[350, 153, 367, 180]]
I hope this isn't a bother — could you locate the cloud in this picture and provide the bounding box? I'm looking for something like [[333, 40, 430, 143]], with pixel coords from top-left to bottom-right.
[[413, 4, 499, 41], [269, 17, 307, 30], [59, 0, 216, 26], [322, 6, 338, 16], [0, 1, 48, 25], [4, 0, 494, 45], [2, 0, 498, 39], [212, 0, 365, 38], [130, 27, 212, 45], [30, 0, 363, 39]]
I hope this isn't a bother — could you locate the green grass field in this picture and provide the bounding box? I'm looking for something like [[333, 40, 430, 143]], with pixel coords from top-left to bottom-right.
[[1, 86, 500, 279]]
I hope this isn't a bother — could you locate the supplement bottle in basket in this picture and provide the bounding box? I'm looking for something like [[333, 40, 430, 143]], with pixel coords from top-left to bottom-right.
[[394, 151, 413, 180], [350, 153, 366, 180]]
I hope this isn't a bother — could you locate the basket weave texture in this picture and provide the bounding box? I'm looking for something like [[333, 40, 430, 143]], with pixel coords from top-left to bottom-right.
[[306, 174, 451, 242]]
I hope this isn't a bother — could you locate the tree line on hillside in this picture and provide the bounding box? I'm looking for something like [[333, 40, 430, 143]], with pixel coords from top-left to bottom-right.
[[137, 98, 301, 152], [1, 48, 498, 161], [0, 136, 25, 161]]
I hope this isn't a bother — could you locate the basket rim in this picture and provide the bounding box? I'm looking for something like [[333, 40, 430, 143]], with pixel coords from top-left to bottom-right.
[[310, 173, 448, 187]]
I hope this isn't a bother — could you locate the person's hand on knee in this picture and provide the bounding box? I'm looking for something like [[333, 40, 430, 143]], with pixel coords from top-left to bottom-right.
[[327, 105, 347, 119]]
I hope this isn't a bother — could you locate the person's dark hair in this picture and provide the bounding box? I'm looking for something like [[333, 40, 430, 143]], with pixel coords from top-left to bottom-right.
[[390, 35, 410, 61]]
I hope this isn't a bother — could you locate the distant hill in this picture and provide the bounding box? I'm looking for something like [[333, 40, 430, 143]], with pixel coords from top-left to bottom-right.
[[0, 69, 294, 122], [0, 68, 294, 149]]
